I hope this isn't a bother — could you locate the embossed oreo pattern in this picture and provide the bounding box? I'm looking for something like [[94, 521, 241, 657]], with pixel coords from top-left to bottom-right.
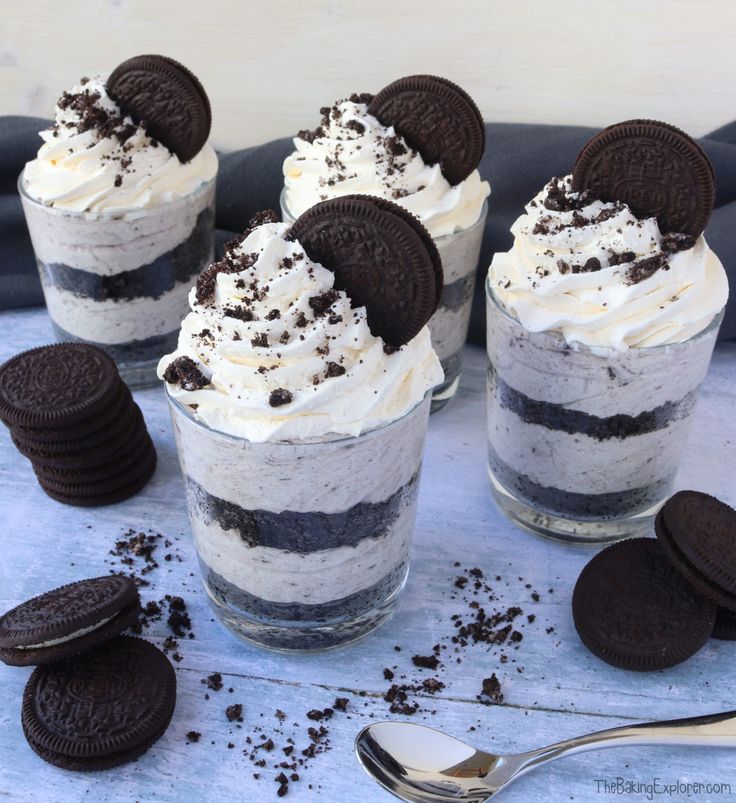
[[572, 538, 716, 670], [572, 119, 715, 237], [0, 576, 138, 649], [22, 636, 176, 761], [107, 55, 211, 162], [368, 75, 485, 185], [655, 491, 736, 608], [674, 492, 736, 593], [0, 344, 118, 427], [288, 196, 440, 346]]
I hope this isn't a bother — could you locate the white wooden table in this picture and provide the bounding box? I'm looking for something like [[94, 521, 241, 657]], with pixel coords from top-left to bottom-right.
[[1, 307, 735, 803]]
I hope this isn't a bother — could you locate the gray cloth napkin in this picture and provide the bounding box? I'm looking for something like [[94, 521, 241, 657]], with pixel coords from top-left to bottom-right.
[[3, 117, 735, 343]]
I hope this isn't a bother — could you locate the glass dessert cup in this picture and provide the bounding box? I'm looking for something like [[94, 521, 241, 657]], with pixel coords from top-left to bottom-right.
[[485, 277, 724, 545], [167, 390, 432, 652], [19, 173, 216, 389], [280, 191, 487, 413]]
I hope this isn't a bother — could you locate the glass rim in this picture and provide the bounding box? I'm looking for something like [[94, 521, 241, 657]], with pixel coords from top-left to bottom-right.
[[485, 272, 725, 352], [279, 187, 488, 242], [17, 168, 217, 221], [165, 383, 432, 447]]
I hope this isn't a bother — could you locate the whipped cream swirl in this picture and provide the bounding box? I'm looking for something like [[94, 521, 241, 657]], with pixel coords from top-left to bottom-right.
[[22, 75, 218, 215], [282, 98, 489, 239], [489, 176, 728, 349], [158, 219, 443, 442]]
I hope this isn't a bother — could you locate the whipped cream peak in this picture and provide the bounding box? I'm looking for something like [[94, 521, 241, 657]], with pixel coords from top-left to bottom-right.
[[489, 175, 728, 350], [283, 99, 489, 238], [159, 220, 442, 442], [23, 74, 217, 215]]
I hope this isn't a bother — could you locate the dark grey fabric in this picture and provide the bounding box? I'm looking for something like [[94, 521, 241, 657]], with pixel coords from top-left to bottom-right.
[[3, 117, 734, 343]]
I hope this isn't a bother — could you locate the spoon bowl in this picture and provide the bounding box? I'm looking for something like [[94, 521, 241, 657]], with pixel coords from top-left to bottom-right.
[[356, 710, 736, 802]]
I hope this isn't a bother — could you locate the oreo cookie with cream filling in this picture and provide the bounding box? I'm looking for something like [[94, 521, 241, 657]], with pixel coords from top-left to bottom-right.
[[0, 576, 140, 667]]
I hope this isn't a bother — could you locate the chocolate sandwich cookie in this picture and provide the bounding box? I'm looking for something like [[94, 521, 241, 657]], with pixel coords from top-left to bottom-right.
[[713, 607, 736, 641], [11, 396, 140, 455], [655, 490, 736, 609], [0, 344, 120, 429], [572, 538, 716, 671], [287, 195, 442, 346], [107, 54, 211, 163], [22, 636, 176, 770], [13, 407, 149, 470], [34, 430, 154, 487], [0, 576, 140, 667], [368, 75, 485, 185], [37, 439, 157, 507], [10, 383, 132, 445], [572, 119, 715, 238]]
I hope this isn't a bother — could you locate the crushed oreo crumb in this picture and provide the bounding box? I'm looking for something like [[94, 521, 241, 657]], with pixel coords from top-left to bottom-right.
[[163, 356, 209, 391]]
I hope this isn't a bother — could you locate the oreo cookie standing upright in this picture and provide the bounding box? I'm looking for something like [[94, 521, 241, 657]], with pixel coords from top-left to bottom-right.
[[655, 490, 736, 609], [288, 195, 443, 347], [368, 75, 485, 185], [107, 54, 211, 163], [572, 119, 715, 237]]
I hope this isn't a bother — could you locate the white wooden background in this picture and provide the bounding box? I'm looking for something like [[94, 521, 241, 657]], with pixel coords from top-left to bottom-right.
[[1, 0, 735, 151]]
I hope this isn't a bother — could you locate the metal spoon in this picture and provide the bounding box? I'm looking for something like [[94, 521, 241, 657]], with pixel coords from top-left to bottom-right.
[[355, 711, 736, 802]]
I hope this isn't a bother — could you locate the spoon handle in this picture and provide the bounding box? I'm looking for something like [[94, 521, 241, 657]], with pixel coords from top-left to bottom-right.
[[516, 709, 736, 776]]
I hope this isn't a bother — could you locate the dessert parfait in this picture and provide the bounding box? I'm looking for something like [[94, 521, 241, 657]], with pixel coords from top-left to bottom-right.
[[282, 75, 490, 410], [486, 120, 728, 544], [20, 55, 218, 387], [160, 198, 443, 650]]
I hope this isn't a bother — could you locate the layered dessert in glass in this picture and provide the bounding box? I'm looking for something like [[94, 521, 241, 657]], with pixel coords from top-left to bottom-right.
[[20, 60, 218, 388], [282, 77, 489, 410], [160, 202, 443, 650], [486, 126, 728, 544]]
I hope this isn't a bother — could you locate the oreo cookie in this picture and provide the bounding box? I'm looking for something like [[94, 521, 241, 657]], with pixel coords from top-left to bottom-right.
[[37, 441, 157, 508], [0, 344, 119, 429], [12, 397, 140, 456], [11, 383, 132, 445], [287, 195, 442, 346], [0, 576, 140, 667], [12, 409, 149, 470], [572, 119, 715, 237], [655, 490, 736, 609], [22, 636, 176, 770], [572, 538, 716, 671], [107, 54, 211, 162], [368, 75, 485, 185], [34, 431, 154, 487], [0, 343, 157, 505], [714, 608, 736, 641]]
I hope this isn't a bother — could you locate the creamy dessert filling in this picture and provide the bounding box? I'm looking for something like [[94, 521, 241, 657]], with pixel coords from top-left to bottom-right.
[[283, 98, 489, 240], [22, 75, 217, 215], [490, 175, 727, 350], [159, 217, 441, 442], [486, 165, 728, 528], [206, 563, 408, 625], [162, 207, 440, 646]]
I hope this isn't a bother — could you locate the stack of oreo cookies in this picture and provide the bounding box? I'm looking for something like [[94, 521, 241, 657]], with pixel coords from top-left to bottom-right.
[[573, 490, 736, 671], [0, 576, 176, 770], [0, 343, 156, 506]]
